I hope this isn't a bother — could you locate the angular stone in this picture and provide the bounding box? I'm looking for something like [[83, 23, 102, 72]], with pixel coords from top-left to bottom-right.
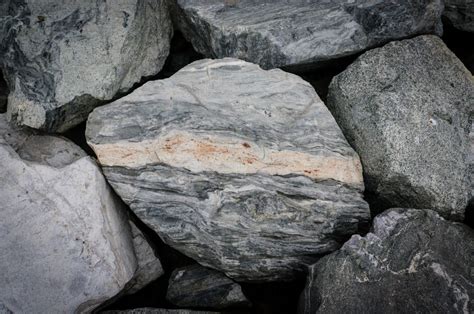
[[444, 0, 474, 32], [104, 309, 219, 314], [172, 0, 443, 70], [327, 35, 473, 220], [0, 0, 172, 132], [0, 115, 162, 312], [299, 208, 474, 314], [86, 58, 370, 282], [167, 264, 251, 309]]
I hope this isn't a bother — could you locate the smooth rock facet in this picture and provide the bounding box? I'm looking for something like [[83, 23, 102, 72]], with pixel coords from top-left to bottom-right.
[[299, 208, 474, 314], [327, 35, 473, 220], [0, 0, 172, 132], [167, 264, 251, 309], [172, 0, 443, 70], [86, 58, 370, 282], [0, 115, 162, 313], [444, 0, 474, 32]]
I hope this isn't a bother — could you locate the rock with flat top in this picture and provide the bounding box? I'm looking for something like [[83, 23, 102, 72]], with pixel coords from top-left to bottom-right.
[[298, 208, 474, 314], [172, 0, 443, 70], [86, 58, 370, 282], [0, 0, 172, 132]]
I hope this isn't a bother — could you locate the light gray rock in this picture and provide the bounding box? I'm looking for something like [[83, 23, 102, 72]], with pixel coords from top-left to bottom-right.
[[0, 0, 172, 132], [86, 58, 370, 282], [299, 208, 474, 314], [103, 309, 219, 314], [172, 0, 443, 70], [0, 115, 162, 313], [167, 264, 251, 309], [327, 35, 474, 220], [444, 0, 474, 32]]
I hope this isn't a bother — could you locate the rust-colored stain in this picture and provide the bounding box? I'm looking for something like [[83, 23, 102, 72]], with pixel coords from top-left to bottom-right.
[[242, 142, 251, 148]]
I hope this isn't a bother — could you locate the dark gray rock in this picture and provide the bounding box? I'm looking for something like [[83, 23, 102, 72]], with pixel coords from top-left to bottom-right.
[[0, 71, 7, 113], [0, 0, 172, 132], [299, 208, 474, 314], [86, 58, 370, 282], [327, 35, 473, 220], [0, 115, 163, 312], [172, 0, 443, 70], [167, 264, 251, 309], [444, 0, 474, 32], [104, 309, 219, 314]]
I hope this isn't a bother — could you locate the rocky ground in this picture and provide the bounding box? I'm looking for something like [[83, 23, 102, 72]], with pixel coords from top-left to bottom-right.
[[0, 1, 473, 313]]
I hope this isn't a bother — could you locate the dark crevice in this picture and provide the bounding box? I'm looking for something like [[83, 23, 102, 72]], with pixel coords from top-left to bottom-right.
[[441, 20, 474, 74], [0, 69, 8, 113]]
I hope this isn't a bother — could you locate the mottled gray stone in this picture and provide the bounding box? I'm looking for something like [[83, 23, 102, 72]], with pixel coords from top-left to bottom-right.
[[86, 58, 370, 282], [104, 309, 219, 314], [172, 0, 443, 70], [0, 115, 162, 313], [0, 0, 172, 132], [299, 208, 474, 314], [327, 35, 473, 220], [167, 264, 251, 309], [469, 121, 474, 212], [444, 0, 474, 32]]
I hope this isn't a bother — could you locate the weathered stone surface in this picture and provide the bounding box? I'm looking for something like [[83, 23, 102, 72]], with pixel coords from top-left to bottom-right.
[[299, 208, 474, 314], [468, 120, 474, 217], [104, 309, 219, 314], [172, 0, 443, 70], [444, 0, 474, 32], [327, 35, 473, 220], [167, 264, 251, 309], [0, 115, 162, 313], [0, 0, 172, 132], [86, 58, 370, 282]]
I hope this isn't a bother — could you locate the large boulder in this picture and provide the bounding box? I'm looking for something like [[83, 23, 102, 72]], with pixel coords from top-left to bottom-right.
[[0, 0, 172, 132], [167, 264, 251, 309], [172, 0, 443, 70], [86, 58, 370, 282], [299, 208, 474, 314], [0, 115, 162, 313], [444, 0, 474, 32], [327, 35, 473, 220]]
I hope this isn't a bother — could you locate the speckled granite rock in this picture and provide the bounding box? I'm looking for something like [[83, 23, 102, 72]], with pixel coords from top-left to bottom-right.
[[0, 0, 172, 132], [327, 35, 473, 220], [444, 0, 474, 32], [298, 208, 474, 314], [104, 309, 219, 314], [167, 264, 251, 309], [172, 0, 443, 70], [86, 58, 370, 282], [0, 115, 162, 313]]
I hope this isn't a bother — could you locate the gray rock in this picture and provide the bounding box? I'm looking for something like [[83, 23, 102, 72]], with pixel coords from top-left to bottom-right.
[[167, 264, 251, 309], [172, 0, 443, 70], [103, 309, 219, 314], [0, 115, 162, 313], [327, 35, 474, 220], [444, 0, 474, 32], [299, 208, 474, 314], [86, 58, 370, 282], [0, 0, 172, 132], [468, 120, 474, 214]]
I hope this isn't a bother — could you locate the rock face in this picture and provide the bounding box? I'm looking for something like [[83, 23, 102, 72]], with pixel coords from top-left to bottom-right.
[[444, 0, 474, 32], [0, 115, 162, 313], [327, 35, 473, 220], [172, 0, 443, 70], [167, 264, 251, 309], [104, 309, 219, 314], [86, 58, 370, 282], [0, 0, 172, 132], [299, 208, 474, 314]]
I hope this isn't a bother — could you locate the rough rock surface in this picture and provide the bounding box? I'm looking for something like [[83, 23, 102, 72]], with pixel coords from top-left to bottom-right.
[[167, 264, 251, 309], [0, 115, 162, 313], [0, 0, 172, 132], [104, 309, 219, 314], [299, 208, 474, 314], [327, 35, 473, 220], [86, 58, 370, 282], [172, 0, 443, 70], [444, 0, 474, 32]]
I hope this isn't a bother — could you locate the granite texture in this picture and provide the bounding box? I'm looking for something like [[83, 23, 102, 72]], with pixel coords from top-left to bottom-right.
[[86, 58, 370, 282], [172, 0, 443, 70], [444, 0, 474, 32], [0, 115, 162, 313], [299, 208, 474, 314], [327, 35, 473, 220], [0, 0, 172, 132], [167, 264, 251, 309]]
